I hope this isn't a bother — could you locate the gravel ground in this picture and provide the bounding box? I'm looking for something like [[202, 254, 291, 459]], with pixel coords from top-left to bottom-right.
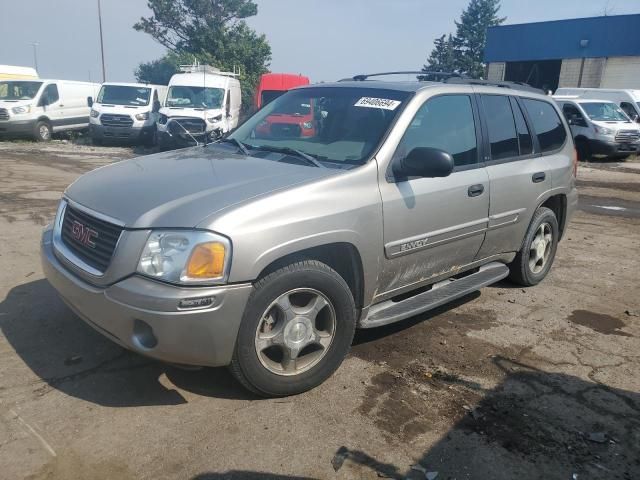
[[0, 140, 638, 480]]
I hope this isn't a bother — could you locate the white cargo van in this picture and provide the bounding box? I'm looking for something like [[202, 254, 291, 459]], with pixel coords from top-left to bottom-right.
[[554, 96, 640, 160], [157, 64, 241, 149], [0, 79, 99, 141], [88, 82, 168, 145], [555, 88, 640, 123]]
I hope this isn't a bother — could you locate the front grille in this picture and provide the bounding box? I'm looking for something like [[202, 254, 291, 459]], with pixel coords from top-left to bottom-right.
[[61, 205, 123, 273], [0, 108, 9, 121], [270, 123, 301, 138], [616, 130, 640, 142], [174, 118, 206, 134], [100, 113, 134, 128]]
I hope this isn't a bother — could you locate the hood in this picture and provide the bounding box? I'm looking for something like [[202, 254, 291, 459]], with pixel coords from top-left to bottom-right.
[[64, 147, 341, 229], [0, 99, 32, 108], [592, 119, 637, 129], [95, 103, 150, 112]]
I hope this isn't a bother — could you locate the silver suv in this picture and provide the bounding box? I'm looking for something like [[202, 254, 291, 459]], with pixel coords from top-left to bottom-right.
[[41, 74, 578, 397]]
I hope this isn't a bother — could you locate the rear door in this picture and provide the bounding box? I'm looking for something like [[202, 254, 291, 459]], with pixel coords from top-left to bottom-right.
[[377, 93, 490, 297], [476, 93, 565, 258]]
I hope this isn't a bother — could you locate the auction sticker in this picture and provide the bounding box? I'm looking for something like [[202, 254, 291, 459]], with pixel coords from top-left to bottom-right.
[[354, 97, 401, 110]]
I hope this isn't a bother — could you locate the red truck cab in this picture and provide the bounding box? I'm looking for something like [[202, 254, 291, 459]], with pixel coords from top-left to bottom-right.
[[255, 73, 310, 109]]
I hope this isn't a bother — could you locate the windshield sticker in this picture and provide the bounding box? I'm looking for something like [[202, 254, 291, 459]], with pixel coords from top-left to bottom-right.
[[354, 97, 401, 110]]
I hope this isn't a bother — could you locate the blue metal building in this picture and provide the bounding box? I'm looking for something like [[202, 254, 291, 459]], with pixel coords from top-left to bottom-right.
[[484, 14, 640, 91]]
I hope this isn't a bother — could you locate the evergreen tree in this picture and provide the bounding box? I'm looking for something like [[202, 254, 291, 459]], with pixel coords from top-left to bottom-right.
[[423, 34, 456, 74], [452, 0, 505, 78]]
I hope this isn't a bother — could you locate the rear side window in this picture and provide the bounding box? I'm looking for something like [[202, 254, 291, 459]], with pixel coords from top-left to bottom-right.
[[481, 95, 519, 160], [522, 99, 567, 152], [510, 98, 533, 156], [397, 94, 478, 167]]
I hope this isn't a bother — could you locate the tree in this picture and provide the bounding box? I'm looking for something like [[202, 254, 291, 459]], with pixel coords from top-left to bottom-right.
[[134, 0, 271, 108], [452, 0, 505, 78], [135, 52, 194, 85], [423, 34, 457, 74]]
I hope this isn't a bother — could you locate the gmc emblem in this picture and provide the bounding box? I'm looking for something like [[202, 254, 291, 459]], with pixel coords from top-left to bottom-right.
[[71, 220, 98, 248]]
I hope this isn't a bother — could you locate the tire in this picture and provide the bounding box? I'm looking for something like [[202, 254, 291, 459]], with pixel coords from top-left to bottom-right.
[[508, 207, 559, 287], [230, 260, 356, 397], [34, 121, 52, 142]]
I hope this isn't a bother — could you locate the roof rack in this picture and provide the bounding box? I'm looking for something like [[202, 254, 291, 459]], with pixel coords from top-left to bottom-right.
[[178, 62, 240, 78], [347, 70, 462, 82], [343, 70, 545, 94]]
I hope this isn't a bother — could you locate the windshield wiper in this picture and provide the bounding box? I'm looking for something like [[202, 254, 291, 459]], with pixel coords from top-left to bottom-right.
[[218, 137, 250, 155], [252, 144, 325, 168]]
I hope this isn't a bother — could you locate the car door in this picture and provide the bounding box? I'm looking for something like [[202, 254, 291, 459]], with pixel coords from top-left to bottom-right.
[[475, 93, 554, 258], [561, 102, 590, 138], [39, 83, 64, 129], [377, 93, 490, 297]]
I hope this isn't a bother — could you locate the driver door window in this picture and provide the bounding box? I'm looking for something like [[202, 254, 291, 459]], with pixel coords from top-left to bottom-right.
[[562, 104, 586, 126], [621, 102, 639, 121], [40, 84, 59, 106], [395, 94, 479, 168]]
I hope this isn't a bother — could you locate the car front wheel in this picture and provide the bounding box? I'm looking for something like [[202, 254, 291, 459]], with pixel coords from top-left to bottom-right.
[[230, 260, 356, 397]]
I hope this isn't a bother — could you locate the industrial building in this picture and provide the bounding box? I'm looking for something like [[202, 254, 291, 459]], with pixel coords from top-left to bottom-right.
[[485, 14, 640, 92]]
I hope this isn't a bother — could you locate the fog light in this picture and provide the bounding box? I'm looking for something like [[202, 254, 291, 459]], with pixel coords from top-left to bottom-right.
[[133, 319, 157, 349]]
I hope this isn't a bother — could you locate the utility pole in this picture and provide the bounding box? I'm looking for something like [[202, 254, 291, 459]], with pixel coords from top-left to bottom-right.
[[30, 42, 39, 72], [97, 0, 106, 82]]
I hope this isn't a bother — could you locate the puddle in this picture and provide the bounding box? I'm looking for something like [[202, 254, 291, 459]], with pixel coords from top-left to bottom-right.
[[568, 310, 632, 337]]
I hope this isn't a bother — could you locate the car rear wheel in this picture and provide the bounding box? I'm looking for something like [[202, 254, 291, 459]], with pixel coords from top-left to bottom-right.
[[34, 121, 52, 142], [230, 260, 356, 397], [508, 207, 559, 286]]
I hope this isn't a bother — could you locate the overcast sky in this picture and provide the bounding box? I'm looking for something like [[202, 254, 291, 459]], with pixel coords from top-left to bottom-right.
[[1, 0, 639, 83]]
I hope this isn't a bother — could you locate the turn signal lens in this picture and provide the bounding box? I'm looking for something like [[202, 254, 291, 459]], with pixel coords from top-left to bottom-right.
[[186, 242, 226, 279]]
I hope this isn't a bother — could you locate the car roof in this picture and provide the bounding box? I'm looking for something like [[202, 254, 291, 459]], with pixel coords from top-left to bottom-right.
[[297, 80, 551, 99]]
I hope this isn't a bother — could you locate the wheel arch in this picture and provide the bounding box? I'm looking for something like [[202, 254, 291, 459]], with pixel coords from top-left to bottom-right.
[[538, 193, 568, 240], [254, 242, 365, 310]]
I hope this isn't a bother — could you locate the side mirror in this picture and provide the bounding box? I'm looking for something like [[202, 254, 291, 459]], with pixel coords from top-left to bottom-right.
[[87, 96, 94, 107], [152, 100, 160, 113], [394, 147, 454, 179]]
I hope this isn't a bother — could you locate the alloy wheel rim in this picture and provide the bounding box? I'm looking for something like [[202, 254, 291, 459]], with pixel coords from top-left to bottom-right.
[[40, 125, 50, 140], [528, 222, 552, 274], [254, 288, 336, 376]]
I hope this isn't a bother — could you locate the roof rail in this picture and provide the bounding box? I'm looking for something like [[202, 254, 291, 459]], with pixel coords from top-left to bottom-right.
[[347, 71, 462, 81], [443, 77, 545, 94], [342, 70, 545, 94]]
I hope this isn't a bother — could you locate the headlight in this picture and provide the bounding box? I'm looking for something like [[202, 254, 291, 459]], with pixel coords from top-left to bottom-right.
[[90, 109, 100, 118], [595, 125, 613, 135], [207, 114, 223, 123], [135, 112, 150, 121], [302, 121, 313, 129], [12, 105, 31, 114], [137, 230, 231, 285], [158, 114, 168, 125]]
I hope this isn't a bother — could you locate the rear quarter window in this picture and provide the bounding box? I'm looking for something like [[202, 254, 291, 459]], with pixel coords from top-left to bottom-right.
[[522, 98, 567, 153]]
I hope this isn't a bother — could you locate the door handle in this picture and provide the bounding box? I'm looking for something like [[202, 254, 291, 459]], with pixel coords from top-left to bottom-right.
[[532, 172, 546, 183], [468, 184, 484, 197]]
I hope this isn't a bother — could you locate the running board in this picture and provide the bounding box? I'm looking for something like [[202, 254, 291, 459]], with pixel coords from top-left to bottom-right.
[[359, 262, 509, 329]]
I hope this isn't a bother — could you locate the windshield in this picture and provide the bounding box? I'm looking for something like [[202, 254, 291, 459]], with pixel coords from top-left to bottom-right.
[[97, 85, 151, 106], [261, 90, 285, 107], [0, 81, 43, 100], [228, 87, 410, 165], [580, 102, 630, 122], [166, 86, 224, 108]]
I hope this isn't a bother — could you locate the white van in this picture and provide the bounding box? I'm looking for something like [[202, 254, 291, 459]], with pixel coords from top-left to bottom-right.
[[157, 64, 241, 149], [554, 96, 640, 160], [555, 88, 640, 123], [0, 79, 99, 141], [88, 82, 168, 145]]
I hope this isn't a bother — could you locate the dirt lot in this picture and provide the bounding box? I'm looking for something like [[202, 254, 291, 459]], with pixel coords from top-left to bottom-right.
[[0, 140, 639, 480]]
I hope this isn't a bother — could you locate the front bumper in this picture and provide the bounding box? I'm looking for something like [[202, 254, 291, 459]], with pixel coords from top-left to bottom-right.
[[0, 119, 37, 136], [41, 228, 252, 367], [589, 138, 639, 156], [89, 123, 155, 142]]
